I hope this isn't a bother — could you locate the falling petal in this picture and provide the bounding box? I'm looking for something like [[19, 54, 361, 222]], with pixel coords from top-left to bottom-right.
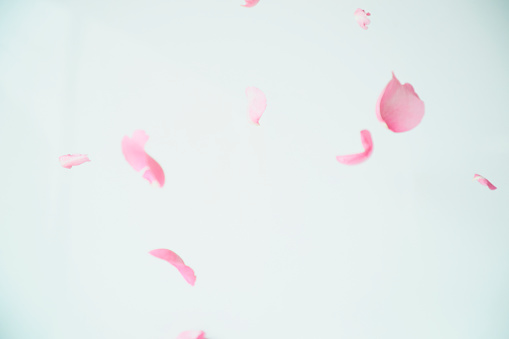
[[376, 72, 425, 133], [149, 249, 196, 286], [176, 331, 206, 339], [336, 130, 373, 165], [241, 0, 260, 8], [354, 8, 371, 30], [121, 130, 165, 187], [246, 86, 267, 125], [474, 174, 497, 190], [59, 154, 90, 169]]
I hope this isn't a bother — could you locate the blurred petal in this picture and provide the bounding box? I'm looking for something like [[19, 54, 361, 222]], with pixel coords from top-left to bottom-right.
[[376, 73, 425, 133], [149, 249, 196, 286], [336, 130, 373, 165], [241, 0, 260, 7], [121, 130, 149, 171], [177, 331, 206, 339], [474, 174, 497, 190], [59, 154, 90, 169], [354, 8, 371, 30], [121, 130, 165, 187], [246, 86, 267, 125]]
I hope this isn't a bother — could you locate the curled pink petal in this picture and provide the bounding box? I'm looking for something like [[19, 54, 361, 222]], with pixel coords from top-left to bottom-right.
[[246, 86, 267, 125], [354, 8, 371, 30], [121, 130, 165, 187], [336, 130, 373, 165], [376, 73, 425, 133], [149, 249, 196, 286], [177, 331, 206, 339], [474, 174, 497, 190], [59, 154, 90, 169], [241, 0, 260, 7]]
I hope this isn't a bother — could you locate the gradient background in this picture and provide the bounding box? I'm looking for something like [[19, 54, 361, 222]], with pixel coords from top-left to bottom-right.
[[1, 0, 509, 338]]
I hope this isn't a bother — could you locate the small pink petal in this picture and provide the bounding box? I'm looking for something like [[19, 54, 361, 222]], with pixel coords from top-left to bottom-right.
[[149, 249, 196, 286], [336, 130, 373, 165], [241, 0, 260, 7], [246, 86, 267, 125], [59, 154, 90, 169], [176, 331, 206, 339], [474, 174, 497, 190], [376, 73, 425, 133], [354, 8, 371, 30], [121, 130, 165, 187]]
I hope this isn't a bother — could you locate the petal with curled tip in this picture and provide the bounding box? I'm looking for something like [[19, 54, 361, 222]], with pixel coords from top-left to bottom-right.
[[142, 155, 165, 187], [59, 154, 90, 169], [336, 130, 373, 165], [121, 130, 165, 187], [474, 174, 497, 190], [149, 249, 196, 286], [246, 86, 267, 125], [376, 73, 425, 133]]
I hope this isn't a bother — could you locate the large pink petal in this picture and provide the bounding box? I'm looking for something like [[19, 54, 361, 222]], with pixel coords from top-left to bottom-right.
[[176, 331, 206, 339], [59, 154, 90, 169], [149, 249, 196, 286], [336, 130, 373, 165], [354, 9, 371, 30], [121, 130, 165, 187], [376, 73, 425, 133], [241, 0, 260, 7], [246, 86, 267, 125], [474, 174, 497, 190]]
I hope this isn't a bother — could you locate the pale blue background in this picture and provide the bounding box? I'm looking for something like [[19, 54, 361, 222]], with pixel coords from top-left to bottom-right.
[[1, 0, 508, 338]]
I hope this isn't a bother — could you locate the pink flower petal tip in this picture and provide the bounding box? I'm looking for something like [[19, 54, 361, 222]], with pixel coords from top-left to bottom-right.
[[376, 72, 425, 133], [246, 86, 267, 125], [121, 130, 165, 187], [59, 154, 90, 169], [149, 249, 196, 286], [354, 8, 371, 30], [336, 130, 373, 165], [176, 330, 206, 339], [474, 174, 497, 190], [241, 0, 260, 7]]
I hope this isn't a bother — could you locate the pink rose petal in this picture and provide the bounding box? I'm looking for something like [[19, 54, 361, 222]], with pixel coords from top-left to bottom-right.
[[246, 86, 267, 125], [376, 72, 425, 133], [354, 8, 371, 30], [149, 249, 196, 286], [336, 130, 373, 165], [241, 0, 260, 7], [176, 330, 206, 339], [121, 130, 165, 187], [59, 154, 90, 169], [474, 174, 497, 190]]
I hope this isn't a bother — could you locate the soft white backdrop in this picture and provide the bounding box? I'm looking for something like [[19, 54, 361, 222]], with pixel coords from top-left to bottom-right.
[[1, 0, 508, 338]]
